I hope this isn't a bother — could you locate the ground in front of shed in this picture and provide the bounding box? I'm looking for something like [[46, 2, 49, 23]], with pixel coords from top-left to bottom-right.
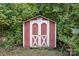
[[0, 46, 63, 56]]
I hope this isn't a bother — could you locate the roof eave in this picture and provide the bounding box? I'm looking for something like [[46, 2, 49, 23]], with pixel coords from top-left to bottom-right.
[[23, 15, 56, 23]]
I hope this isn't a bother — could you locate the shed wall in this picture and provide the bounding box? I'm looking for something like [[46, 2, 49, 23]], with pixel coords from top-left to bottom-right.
[[49, 21, 56, 48], [23, 17, 56, 48], [24, 21, 30, 48]]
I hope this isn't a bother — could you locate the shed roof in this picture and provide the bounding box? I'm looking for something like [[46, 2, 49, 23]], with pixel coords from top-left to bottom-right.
[[24, 15, 56, 23]]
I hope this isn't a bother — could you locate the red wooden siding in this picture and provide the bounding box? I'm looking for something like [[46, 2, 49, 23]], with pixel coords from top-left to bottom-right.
[[24, 21, 30, 48], [50, 21, 55, 48]]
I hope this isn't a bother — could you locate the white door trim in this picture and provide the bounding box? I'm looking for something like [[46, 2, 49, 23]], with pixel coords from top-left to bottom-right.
[[47, 21, 49, 47], [30, 21, 33, 47], [30, 18, 49, 47]]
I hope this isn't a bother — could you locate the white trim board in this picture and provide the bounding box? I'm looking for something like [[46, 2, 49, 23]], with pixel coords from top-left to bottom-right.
[[23, 22, 25, 48], [55, 23, 56, 48]]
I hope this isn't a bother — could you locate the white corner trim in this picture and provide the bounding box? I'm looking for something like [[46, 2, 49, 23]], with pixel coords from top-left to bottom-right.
[[23, 22, 25, 48], [55, 23, 56, 48], [47, 21, 50, 47]]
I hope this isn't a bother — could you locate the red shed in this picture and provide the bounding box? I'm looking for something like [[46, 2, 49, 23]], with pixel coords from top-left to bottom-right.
[[23, 15, 56, 48]]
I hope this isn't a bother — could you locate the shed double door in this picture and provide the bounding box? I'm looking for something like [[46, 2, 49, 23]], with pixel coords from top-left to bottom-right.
[[30, 18, 49, 48]]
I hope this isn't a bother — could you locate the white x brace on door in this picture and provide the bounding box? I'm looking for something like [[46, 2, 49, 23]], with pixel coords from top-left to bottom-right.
[[30, 18, 49, 48]]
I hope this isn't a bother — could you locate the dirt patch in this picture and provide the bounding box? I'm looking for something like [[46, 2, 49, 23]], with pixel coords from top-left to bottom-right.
[[0, 46, 63, 56]]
